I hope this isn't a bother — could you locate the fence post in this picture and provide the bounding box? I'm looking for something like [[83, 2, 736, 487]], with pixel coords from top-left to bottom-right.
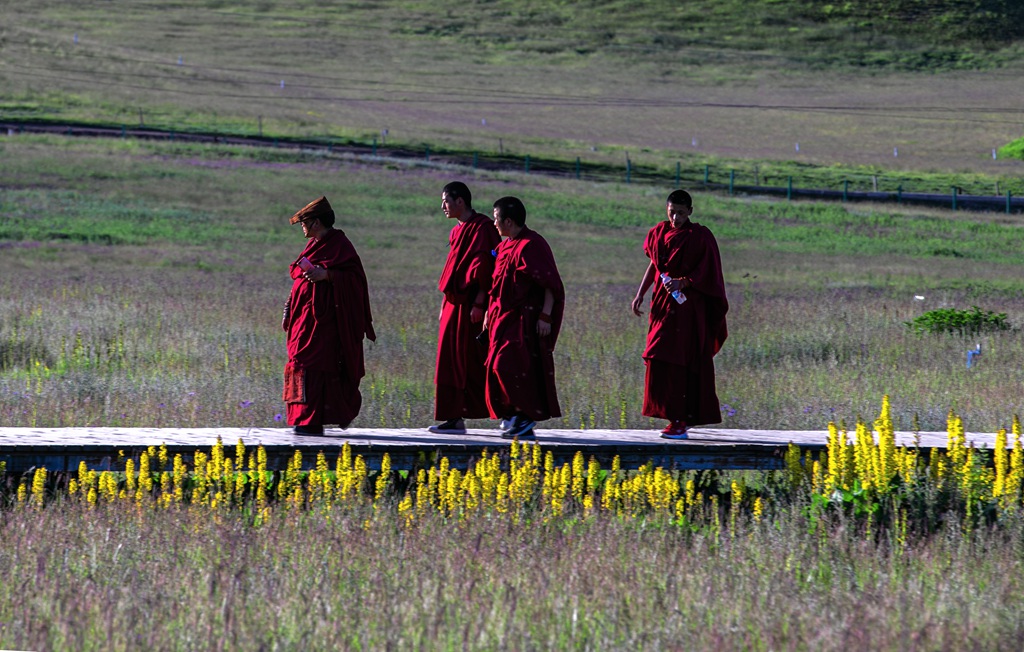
[[704, 165, 710, 185], [473, 152, 478, 169], [675, 161, 681, 187], [525, 155, 530, 174], [425, 146, 430, 161], [897, 185, 903, 204], [575, 157, 581, 180], [729, 169, 735, 196], [372, 137, 377, 156], [626, 159, 631, 184], [952, 186, 958, 211], [1008, 191, 1013, 215], [121, 125, 126, 138], [843, 180, 848, 202], [169, 129, 175, 141], [787, 176, 792, 201]]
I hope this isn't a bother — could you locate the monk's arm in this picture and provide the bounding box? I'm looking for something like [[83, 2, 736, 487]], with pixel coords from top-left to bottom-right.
[[537, 288, 554, 336], [631, 262, 656, 316]]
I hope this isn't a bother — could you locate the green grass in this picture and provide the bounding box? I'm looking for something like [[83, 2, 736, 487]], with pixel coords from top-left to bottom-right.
[[3, 0, 1024, 182], [3, 137, 1024, 433], [2, 493, 1024, 650]]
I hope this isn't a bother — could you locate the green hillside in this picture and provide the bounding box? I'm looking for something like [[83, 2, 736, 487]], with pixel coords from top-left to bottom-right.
[[391, 0, 1024, 70]]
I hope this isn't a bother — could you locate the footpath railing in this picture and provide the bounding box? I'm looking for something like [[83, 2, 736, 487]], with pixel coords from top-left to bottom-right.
[[3, 119, 1022, 214]]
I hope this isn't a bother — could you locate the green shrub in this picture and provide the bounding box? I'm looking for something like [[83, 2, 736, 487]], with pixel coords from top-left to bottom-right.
[[906, 306, 1010, 336]]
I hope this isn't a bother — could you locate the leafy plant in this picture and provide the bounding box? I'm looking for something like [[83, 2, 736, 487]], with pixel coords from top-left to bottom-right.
[[906, 306, 1011, 336]]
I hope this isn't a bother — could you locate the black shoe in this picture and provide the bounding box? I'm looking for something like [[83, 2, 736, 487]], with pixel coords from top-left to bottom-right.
[[293, 425, 324, 436], [502, 428, 536, 441], [428, 418, 467, 434]]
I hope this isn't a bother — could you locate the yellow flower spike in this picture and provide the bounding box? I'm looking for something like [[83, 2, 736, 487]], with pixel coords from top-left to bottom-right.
[[139, 451, 153, 495], [375, 454, 392, 503], [994, 428, 1008, 500], [730, 480, 743, 534], [398, 491, 414, 527], [68, 478, 79, 496], [77, 461, 88, 491], [31, 467, 47, 508], [496, 473, 510, 514], [753, 496, 765, 523], [236, 439, 245, 470], [354, 456, 367, 497], [173, 454, 186, 504], [811, 460, 823, 494], [510, 439, 520, 460], [87, 486, 97, 507], [571, 451, 585, 503], [158, 444, 168, 471], [255, 450, 267, 509], [160, 471, 172, 506], [222, 454, 234, 482], [1007, 418, 1024, 508], [211, 436, 224, 482], [445, 468, 462, 515], [583, 493, 594, 516], [124, 459, 136, 495], [785, 443, 803, 489], [587, 457, 601, 495]]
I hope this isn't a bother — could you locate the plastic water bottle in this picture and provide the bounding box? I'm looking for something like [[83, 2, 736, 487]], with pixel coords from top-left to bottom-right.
[[660, 273, 686, 305]]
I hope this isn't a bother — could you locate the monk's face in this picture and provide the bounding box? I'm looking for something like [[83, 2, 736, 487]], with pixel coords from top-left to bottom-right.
[[300, 217, 320, 239], [441, 192, 466, 220], [492, 208, 514, 238], [666, 202, 692, 229]]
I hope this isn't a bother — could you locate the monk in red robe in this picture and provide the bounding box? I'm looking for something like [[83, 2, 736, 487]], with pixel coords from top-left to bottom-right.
[[483, 196, 565, 440], [282, 196, 375, 436], [429, 182, 501, 434], [631, 190, 728, 439]]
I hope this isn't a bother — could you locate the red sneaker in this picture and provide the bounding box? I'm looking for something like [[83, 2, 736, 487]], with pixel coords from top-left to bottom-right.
[[660, 421, 689, 440]]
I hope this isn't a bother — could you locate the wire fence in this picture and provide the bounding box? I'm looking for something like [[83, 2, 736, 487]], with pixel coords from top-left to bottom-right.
[[3, 118, 1022, 214]]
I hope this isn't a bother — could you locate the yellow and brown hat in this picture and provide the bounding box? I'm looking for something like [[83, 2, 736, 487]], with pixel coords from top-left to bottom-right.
[[289, 196, 335, 225]]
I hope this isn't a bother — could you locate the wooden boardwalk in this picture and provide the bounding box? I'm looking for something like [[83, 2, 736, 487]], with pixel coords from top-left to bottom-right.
[[0, 426, 999, 474]]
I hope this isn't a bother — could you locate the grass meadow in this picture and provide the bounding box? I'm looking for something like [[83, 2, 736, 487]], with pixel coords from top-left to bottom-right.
[[4, 92, 1024, 651], [3, 0, 1024, 180], [3, 135, 1024, 435]]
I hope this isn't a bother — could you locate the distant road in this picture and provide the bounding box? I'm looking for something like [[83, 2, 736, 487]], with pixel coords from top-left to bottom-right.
[[4, 119, 1022, 214]]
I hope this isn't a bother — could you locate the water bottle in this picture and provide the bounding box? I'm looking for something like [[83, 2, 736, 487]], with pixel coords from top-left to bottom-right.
[[660, 273, 686, 305]]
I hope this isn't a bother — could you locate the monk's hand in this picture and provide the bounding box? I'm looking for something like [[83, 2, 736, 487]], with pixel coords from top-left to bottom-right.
[[304, 266, 328, 283], [631, 294, 645, 316], [470, 305, 484, 324], [537, 319, 552, 337]]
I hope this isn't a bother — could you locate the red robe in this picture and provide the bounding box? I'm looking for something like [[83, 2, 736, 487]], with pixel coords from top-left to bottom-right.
[[485, 227, 565, 422], [642, 220, 728, 426], [435, 212, 501, 420], [283, 229, 375, 428]]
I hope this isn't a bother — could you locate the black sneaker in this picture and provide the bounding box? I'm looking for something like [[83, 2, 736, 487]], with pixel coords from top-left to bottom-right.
[[427, 418, 467, 434], [293, 425, 324, 436], [501, 417, 536, 439]]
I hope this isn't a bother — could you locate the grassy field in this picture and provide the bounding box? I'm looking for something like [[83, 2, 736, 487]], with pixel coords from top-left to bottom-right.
[[3, 0, 1024, 179], [5, 5, 1024, 648], [3, 135, 1024, 432]]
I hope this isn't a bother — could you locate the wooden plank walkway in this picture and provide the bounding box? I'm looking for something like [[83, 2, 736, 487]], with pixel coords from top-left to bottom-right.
[[0, 427, 999, 474]]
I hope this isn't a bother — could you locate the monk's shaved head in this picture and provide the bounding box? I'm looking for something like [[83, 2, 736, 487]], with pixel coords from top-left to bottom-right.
[[666, 189, 692, 208], [443, 182, 473, 209], [493, 196, 526, 227]]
